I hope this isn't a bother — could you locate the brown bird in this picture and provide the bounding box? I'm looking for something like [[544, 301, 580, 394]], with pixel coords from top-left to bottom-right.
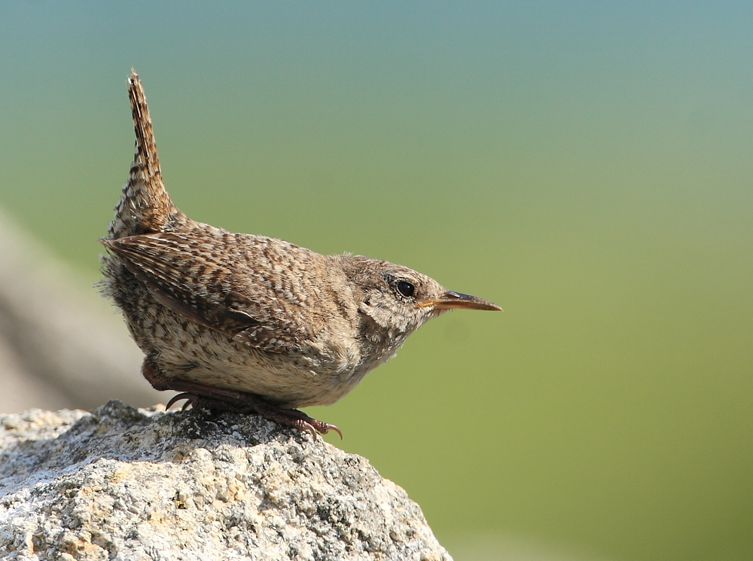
[[101, 70, 501, 437]]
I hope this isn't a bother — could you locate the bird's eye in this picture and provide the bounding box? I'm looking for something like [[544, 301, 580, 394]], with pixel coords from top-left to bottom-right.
[[396, 280, 415, 298]]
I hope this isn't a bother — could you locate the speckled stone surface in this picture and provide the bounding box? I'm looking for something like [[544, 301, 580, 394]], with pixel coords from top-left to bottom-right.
[[0, 401, 450, 561]]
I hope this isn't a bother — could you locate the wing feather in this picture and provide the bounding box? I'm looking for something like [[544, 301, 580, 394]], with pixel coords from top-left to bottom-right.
[[102, 232, 307, 353]]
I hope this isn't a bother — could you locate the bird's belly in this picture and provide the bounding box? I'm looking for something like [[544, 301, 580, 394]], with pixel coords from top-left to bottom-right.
[[156, 326, 351, 408], [125, 301, 352, 407]]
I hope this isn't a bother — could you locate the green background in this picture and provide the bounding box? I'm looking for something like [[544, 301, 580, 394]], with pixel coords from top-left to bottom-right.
[[2, 2, 752, 560]]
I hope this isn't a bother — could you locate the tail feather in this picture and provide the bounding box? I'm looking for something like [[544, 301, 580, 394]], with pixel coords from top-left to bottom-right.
[[108, 70, 178, 239]]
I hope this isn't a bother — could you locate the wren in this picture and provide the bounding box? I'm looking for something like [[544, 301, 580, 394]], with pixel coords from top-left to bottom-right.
[[101, 71, 501, 436]]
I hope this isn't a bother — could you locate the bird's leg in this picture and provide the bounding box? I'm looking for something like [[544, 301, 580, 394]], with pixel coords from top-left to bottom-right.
[[164, 380, 342, 438], [142, 356, 172, 391]]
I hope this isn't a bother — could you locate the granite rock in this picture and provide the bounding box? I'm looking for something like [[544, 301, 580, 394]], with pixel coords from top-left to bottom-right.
[[0, 401, 451, 561]]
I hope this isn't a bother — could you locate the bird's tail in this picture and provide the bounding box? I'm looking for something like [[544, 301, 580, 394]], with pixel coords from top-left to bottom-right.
[[107, 70, 179, 239]]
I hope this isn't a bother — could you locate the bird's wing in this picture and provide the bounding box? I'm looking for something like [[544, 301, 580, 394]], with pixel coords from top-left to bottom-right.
[[102, 231, 311, 353]]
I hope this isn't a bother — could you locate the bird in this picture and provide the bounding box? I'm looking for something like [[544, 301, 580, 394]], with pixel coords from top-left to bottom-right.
[[101, 70, 501, 437]]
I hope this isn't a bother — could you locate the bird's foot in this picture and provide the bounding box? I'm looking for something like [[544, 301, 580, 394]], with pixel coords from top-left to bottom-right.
[[249, 402, 343, 439], [164, 383, 342, 439]]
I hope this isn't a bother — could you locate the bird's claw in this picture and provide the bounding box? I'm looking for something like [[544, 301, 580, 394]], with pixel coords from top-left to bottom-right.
[[166, 392, 197, 411], [165, 392, 198, 411], [292, 418, 342, 439]]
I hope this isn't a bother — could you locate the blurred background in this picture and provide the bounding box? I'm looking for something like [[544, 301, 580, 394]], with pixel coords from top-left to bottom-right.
[[1, 2, 752, 560]]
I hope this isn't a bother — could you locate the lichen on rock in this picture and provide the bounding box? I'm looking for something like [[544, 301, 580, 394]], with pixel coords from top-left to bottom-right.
[[0, 401, 451, 561]]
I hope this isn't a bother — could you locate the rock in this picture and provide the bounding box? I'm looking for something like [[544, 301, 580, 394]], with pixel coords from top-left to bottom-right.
[[0, 401, 451, 561]]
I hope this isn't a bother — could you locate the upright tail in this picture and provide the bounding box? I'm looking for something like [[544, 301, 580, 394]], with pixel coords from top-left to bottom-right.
[[107, 70, 179, 239]]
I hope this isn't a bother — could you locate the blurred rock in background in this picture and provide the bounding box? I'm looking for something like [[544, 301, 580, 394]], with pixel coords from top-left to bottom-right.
[[0, 208, 163, 412]]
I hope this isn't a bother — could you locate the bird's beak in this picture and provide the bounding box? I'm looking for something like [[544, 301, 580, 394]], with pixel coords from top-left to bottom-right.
[[417, 290, 502, 311]]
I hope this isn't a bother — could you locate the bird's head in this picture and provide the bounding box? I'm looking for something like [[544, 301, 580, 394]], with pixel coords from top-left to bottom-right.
[[337, 255, 501, 340]]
